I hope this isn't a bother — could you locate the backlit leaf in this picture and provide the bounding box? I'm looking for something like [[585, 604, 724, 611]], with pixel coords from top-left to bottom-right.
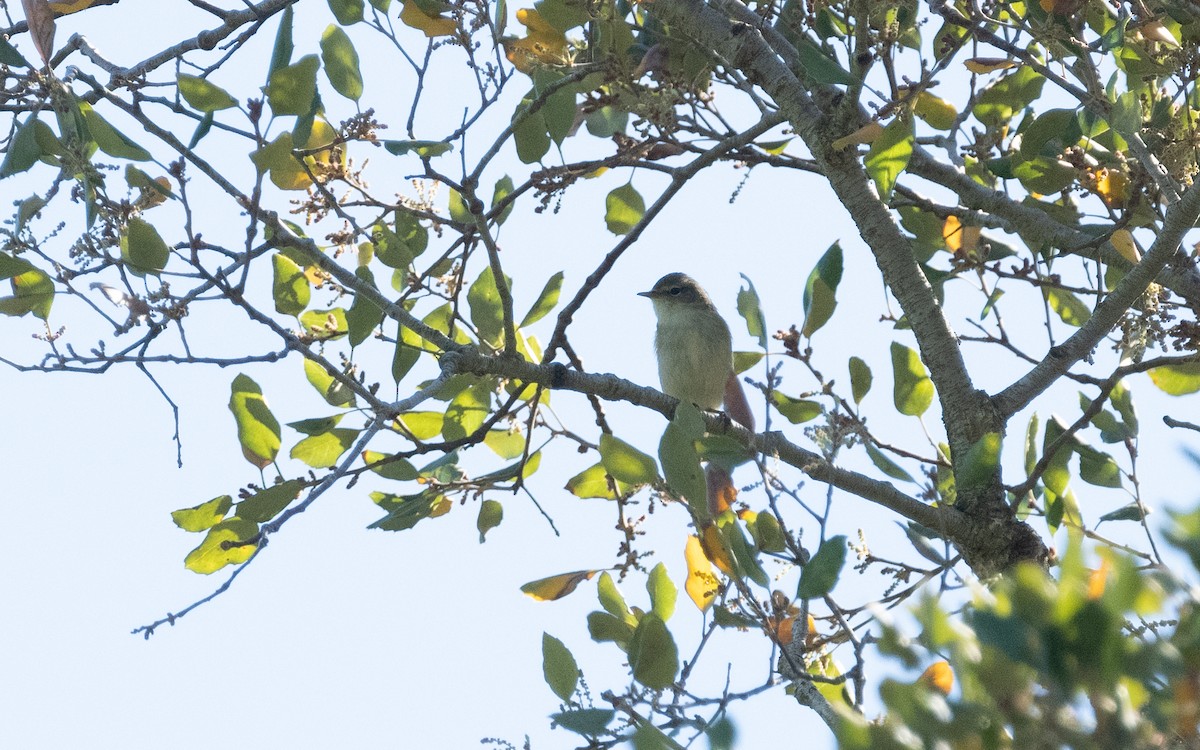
[[290, 428, 358, 468], [381, 140, 452, 157], [228, 374, 281, 469], [605, 183, 644, 235], [303, 356, 356, 407], [600, 433, 659, 485], [320, 25, 363, 101], [177, 74, 237, 112], [1043, 288, 1090, 327], [477, 499, 503, 542], [121, 217, 170, 275], [299, 307, 349, 341], [864, 441, 915, 482], [1148, 363, 1200, 395], [683, 535, 719, 612], [849, 356, 872, 403], [958, 431, 1001, 489], [770, 392, 822, 424], [271, 253, 310, 316], [890, 342, 934, 416], [865, 117, 913, 201], [398, 0, 456, 36], [658, 402, 706, 516], [519, 270, 563, 328], [551, 709, 615, 737], [184, 518, 258, 574], [802, 241, 842, 336], [79, 103, 151, 161], [327, 0, 364, 25], [362, 450, 418, 480], [565, 462, 630, 499], [647, 562, 677, 621], [171, 495, 232, 532], [467, 265, 507, 346], [346, 267, 384, 347], [266, 55, 319, 116]]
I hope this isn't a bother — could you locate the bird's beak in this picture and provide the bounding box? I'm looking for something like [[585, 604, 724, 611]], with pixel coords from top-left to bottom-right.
[[637, 290, 655, 298]]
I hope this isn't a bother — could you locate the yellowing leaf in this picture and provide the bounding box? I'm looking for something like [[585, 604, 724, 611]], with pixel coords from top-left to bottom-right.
[[1087, 557, 1112, 600], [684, 535, 720, 612], [184, 519, 259, 574], [964, 57, 1017, 74], [831, 121, 883, 151], [942, 215, 980, 257], [521, 569, 599, 601], [890, 342, 934, 417], [47, 0, 111, 13], [228, 373, 281, 469], [1110, 229, 1141, 264], [171, 495, 233, 533], [502, 8, 570, 73], [917, 660, 954, 695], [1148, 362, 1200, 395], [399, 0, 456, 37], [1093, 168, 1129, 209], [914, 92, 957, 131], [699, 523, 736, 577]]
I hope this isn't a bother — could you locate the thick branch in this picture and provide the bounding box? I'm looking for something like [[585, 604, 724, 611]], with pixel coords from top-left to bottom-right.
[[652, 0, 985, 453], [907, 148, 1200, 307], [995, 179, 1200, 416]]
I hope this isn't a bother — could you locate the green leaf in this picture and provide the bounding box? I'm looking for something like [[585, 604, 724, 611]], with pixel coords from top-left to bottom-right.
[[1098, 502, 1146, 524], [397, 411, 443, 440], [588, 610, 636, 646], [303, 356, 356, 407], [770, 392, 822, 424], [477, 499, 503, 542], [229, 374, 281, 469], [442, 381, 491, 442], [0, 36, 29, 67], [973, 67, 1046, 127], [802, 241, 843, 336], [482, 429, 525, 459], [565, 462, 630, 499], [271, 253, 310, 316], [605, 183, 645, 235], [79, 103, 151, 161], [467, 265, 507, 346], [795, 36, 856, 85], [647, 562, 677, 621], [736, 274, 768, 349], [1077, 445, 1122, 488], [513, 97, 551, 164], [0, 118, 45, 179], [0, 257, 53, 319], [551, 709, 615, 737], [362, 450, 417, 480], [958, 431, 1001, 489], [299, 307, 349, 342], [237, 479, 304, 523], [177, 74, 238, 112], [288, 414, 343, 436], [600, 433, 659, 485], [865, 117, 913, 201], [328, 0, 365, 24], [121, 217, 170, 275], [1012, 155, 1077, 195], [346, 267, 384, 347], [290, 428, 358, 468], [849, 356, 872, 404], [171, 495, 233, 532], [718, 512, 770, 586], [1148, 362, 1200, 395], [267, 55, 319, 116], [542, 633, 579, 700], [890, 342, 934, 417], [628, 613, 679, 690], [797, 535, 847, 599], [184, 519, 258, 574], [519, 271, 563, 328], [658, 403, 707, 516], [733, 351, 764, 374], [491, 174, 515, 225], [864, 441, 915, 483], [381, 139, 453, 157], [1042, 416, 1073, 496], [368, 489, 448, 531], [268, 5, 295, 78], [320, 25, 363, 101], [597, 571, 632, 620]]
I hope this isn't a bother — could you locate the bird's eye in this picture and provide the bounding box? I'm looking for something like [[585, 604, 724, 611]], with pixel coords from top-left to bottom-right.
[[669, 287, 682, 296]]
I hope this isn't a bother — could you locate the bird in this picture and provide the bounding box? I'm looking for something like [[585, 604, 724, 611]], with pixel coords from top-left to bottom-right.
[[639, 272, 755, 515]]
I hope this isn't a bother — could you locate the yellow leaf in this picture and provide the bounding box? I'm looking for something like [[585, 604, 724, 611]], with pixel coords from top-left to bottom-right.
[[699, 522, 736, 577], [964, 57, 1017, 74], [399, 0, 457, 37], [1093, 168, 1129, 208], [942, 215, 980, 257], [520, 569, 599, 601], [831, 121, 883, 151], [917, 660, 955, 695], [1110, 228, 1141, 264], [684, 535, 720, 612], [913, 91, 958, 131], [1087, 557, 1111, 600], [501, 8, 570, 73]]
